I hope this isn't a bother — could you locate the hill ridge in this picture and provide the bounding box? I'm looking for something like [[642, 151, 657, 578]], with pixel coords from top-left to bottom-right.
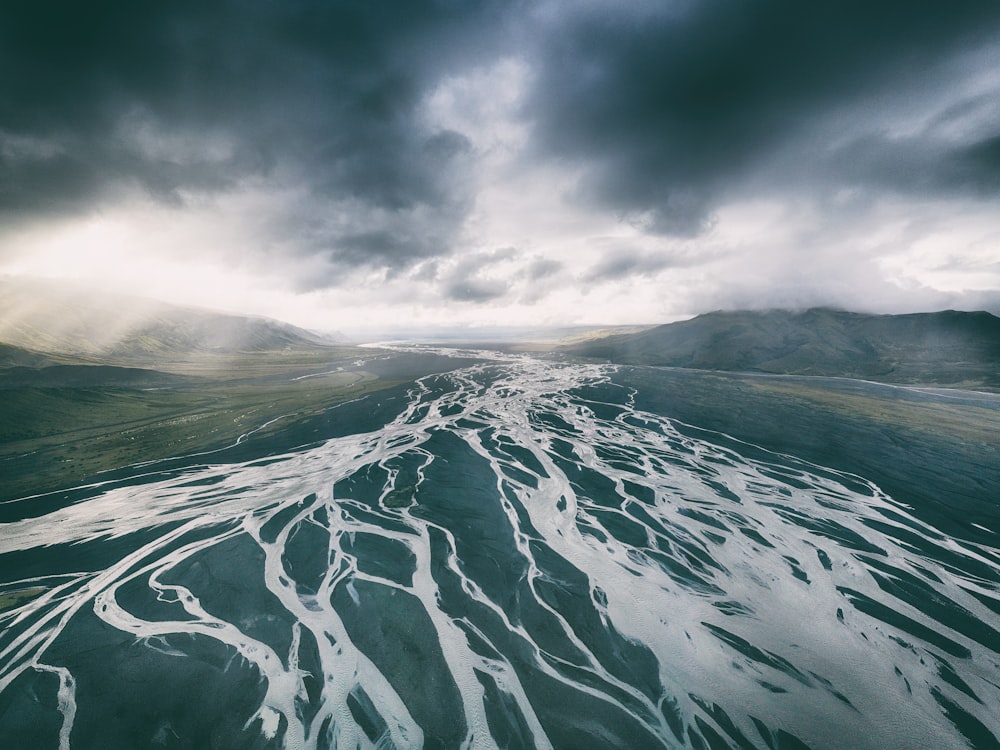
[[0, 277, 334, 362], [563, 307, 1000, 388]]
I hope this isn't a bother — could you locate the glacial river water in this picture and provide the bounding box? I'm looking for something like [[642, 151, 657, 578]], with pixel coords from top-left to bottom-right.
[[1, 350, 998, 749]]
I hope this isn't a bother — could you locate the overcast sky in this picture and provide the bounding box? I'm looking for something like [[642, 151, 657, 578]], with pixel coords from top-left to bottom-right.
[[2, 1, 999, 331]]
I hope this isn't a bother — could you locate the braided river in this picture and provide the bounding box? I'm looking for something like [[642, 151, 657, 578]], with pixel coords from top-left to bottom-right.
[[1, 350, 998, 749]]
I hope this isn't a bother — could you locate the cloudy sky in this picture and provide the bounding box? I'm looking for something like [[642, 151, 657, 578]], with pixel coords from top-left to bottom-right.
[[2, 1, 1000, 331]]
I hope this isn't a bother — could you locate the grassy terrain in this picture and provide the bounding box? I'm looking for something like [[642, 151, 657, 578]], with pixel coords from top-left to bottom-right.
[[0, 348, 473, 504], [611, 366, 1000, 546], [0, 586, 46, 612]]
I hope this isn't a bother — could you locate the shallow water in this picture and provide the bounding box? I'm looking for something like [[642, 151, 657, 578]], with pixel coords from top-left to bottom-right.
[[1, 351, 998, 749]]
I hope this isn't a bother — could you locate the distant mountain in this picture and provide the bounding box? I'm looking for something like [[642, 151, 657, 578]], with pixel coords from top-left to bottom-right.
[[97, 310, 331, 359], [563, 308, 1000, 388], [0, 277, 334, 361]]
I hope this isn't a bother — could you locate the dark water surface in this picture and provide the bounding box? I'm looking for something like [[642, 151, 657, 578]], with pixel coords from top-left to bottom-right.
[[1, 349, 998, 749]]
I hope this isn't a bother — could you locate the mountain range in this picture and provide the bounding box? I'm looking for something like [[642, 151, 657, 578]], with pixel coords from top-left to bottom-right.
[[564, 307, 1000, 389], [0, 277, 334, 363], [3, 278, 998, 391]]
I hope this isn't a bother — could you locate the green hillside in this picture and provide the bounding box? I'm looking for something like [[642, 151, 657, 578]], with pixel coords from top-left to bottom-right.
[[565, 308, 1000, 388], [0, 342, 62, 368]]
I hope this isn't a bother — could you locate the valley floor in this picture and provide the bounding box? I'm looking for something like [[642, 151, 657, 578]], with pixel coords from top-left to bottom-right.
[[0, 347, 997, 749]]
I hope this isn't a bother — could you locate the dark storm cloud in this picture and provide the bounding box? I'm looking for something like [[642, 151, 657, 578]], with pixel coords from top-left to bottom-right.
[[0, 0, 501, 266], [443, 277, 509, 303], [4, 0, 1000, 298], [820, 131, 1000, 199], [583, 252, 672, 283], [525, 258, 562, 280], [523, 0, 1000, 236], [439, 247, 515, 302], [582, 248, 708, 283]]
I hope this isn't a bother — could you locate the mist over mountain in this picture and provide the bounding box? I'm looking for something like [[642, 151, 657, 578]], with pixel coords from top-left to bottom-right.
[[0, 277, 335, 362], [564, 308, 1000, 388]]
